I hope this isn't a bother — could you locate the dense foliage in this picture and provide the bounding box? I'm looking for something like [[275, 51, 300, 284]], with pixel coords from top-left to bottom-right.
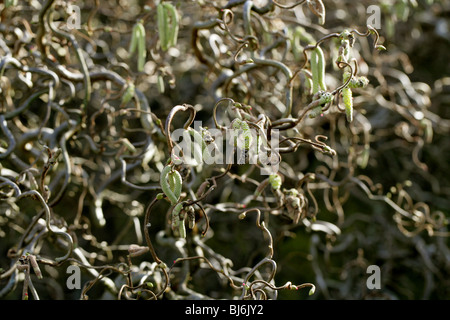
[[0, 0, 449, 300]]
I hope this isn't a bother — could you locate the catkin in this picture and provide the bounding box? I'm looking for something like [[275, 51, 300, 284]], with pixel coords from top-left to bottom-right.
[[342, 87, 353, 122], [311, 47, 326, 94]]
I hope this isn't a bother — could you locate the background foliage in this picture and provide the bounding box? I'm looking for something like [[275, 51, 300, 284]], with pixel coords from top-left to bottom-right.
[[0, 0, 449, 300]]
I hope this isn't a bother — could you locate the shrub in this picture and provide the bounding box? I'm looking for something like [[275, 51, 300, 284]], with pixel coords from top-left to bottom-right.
[[0, 0, 448, 300]]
